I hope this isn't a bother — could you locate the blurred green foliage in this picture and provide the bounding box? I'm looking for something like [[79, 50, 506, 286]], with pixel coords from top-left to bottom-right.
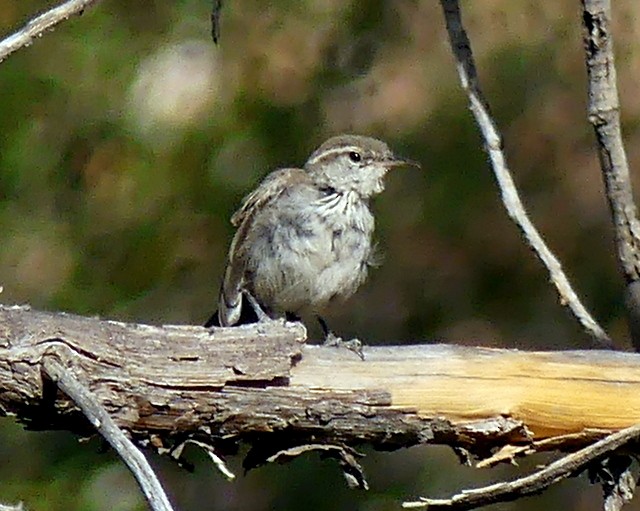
[[1, 1, 639, 510]]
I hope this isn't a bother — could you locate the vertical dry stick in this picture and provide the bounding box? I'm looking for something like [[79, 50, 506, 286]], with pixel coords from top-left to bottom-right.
[[211, 0, 223, 44], [438, 0, 612, 348], [43, 358, 175, 511], [580, 0, 640, 351], [0, 0, 101, 63]]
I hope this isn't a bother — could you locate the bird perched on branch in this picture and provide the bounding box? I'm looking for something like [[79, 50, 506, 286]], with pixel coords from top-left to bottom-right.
[[206, 134, 420, 349]]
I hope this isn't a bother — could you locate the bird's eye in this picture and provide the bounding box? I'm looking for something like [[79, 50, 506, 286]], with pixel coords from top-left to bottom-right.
[[348, 151, 362, 163]]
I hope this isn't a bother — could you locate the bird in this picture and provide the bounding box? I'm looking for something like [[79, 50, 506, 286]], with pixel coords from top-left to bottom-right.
[[205, 134, 420, 347]]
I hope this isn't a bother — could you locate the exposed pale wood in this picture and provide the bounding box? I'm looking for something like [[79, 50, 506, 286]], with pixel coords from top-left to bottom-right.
[[293, 346, 640, 437], [0, 304, 638, 458]]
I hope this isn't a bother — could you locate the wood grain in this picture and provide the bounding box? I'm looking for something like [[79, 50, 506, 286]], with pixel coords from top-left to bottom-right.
[[0, 304, 638, 458]]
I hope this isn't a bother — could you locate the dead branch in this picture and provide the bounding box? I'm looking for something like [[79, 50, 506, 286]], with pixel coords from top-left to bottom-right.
[[42, 357, 175, 511], [1, 303, 639, 458], [580, 0, 640, 350], [211, 0, 223, 44], [438, 0, 613, 349], [2, 304, 640, 507], [2, 303, 640, 450], [403, 423, 640, 510], [0, 0, 102, 63]]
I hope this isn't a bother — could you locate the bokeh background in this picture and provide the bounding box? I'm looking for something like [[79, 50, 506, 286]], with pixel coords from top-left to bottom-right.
[[1, 1, 640, 510]]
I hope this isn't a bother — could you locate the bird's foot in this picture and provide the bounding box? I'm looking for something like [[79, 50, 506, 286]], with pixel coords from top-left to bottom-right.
[[323, 331, 365, 361]]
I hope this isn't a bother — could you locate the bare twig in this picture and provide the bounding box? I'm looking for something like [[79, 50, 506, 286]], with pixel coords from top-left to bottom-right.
[[42, 357, 175, 511], [211, 0, 223, 44], [0, 0, 101, 63], [580, 0, 640, 350], [403, 422, 640, 510], [438, 0, 612, 349]]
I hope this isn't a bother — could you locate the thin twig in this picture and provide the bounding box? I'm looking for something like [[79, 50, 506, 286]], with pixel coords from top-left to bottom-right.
[[438, 0, 612, 349], [580, 0, 640, 350], [403, 422, 640, 510], [42, 357, 175, 511], [211, 0, 223, 44], [0, 0, 101, 63]]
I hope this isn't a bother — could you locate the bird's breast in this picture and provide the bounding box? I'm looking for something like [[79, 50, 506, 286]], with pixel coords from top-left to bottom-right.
[[315, 191, 374, 234], [245, 190, 375, 313]]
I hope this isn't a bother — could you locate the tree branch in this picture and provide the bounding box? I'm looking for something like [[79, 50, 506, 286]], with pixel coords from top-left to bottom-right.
[[438, 0, 613, 349], [211, 0, 223, 44], [0, 0, 101, 63], [42, 357, 175, 511], [580, 0, 640, 350], [1, 304, 639, 451], [2, 304, 640, 506], [403, 422, 640, 510]]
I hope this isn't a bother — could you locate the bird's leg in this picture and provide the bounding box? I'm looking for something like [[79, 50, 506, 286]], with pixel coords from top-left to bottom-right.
[[317, 316, 365, 361], [243, 290, 271, 322], [317, 316, 337, 343], [285, 312, 301, 323]]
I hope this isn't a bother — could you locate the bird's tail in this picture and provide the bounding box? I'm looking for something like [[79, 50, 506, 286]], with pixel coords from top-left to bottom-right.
[[205, 291, 260, 327], [216, 265, 244, 326]]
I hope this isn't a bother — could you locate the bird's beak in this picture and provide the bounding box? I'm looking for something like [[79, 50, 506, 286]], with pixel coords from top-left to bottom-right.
[[386, 156, 422, 170]]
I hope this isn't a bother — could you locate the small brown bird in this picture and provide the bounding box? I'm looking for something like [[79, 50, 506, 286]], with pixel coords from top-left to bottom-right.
[[206, 134, 419, 344]]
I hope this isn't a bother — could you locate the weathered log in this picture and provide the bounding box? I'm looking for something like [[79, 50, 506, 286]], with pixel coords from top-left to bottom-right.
[[0, 304, 638, 463]]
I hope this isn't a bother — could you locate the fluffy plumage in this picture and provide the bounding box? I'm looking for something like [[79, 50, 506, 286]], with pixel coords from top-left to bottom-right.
[[210, 134, 418, 328]]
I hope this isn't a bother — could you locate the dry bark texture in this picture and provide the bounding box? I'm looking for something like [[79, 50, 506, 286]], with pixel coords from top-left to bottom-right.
[[0, 304, 639, 465]]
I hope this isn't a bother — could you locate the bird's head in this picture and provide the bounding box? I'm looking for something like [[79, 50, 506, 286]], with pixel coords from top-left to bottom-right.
[[304, 134, 420, 198]]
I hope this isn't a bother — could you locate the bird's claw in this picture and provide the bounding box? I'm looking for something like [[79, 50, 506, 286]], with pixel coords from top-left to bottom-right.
[[323, 332, 365, 361]]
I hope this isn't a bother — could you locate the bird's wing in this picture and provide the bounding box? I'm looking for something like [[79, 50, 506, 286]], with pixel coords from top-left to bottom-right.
[[218, 168, 309, 326], [230, 168, 306, 226]]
